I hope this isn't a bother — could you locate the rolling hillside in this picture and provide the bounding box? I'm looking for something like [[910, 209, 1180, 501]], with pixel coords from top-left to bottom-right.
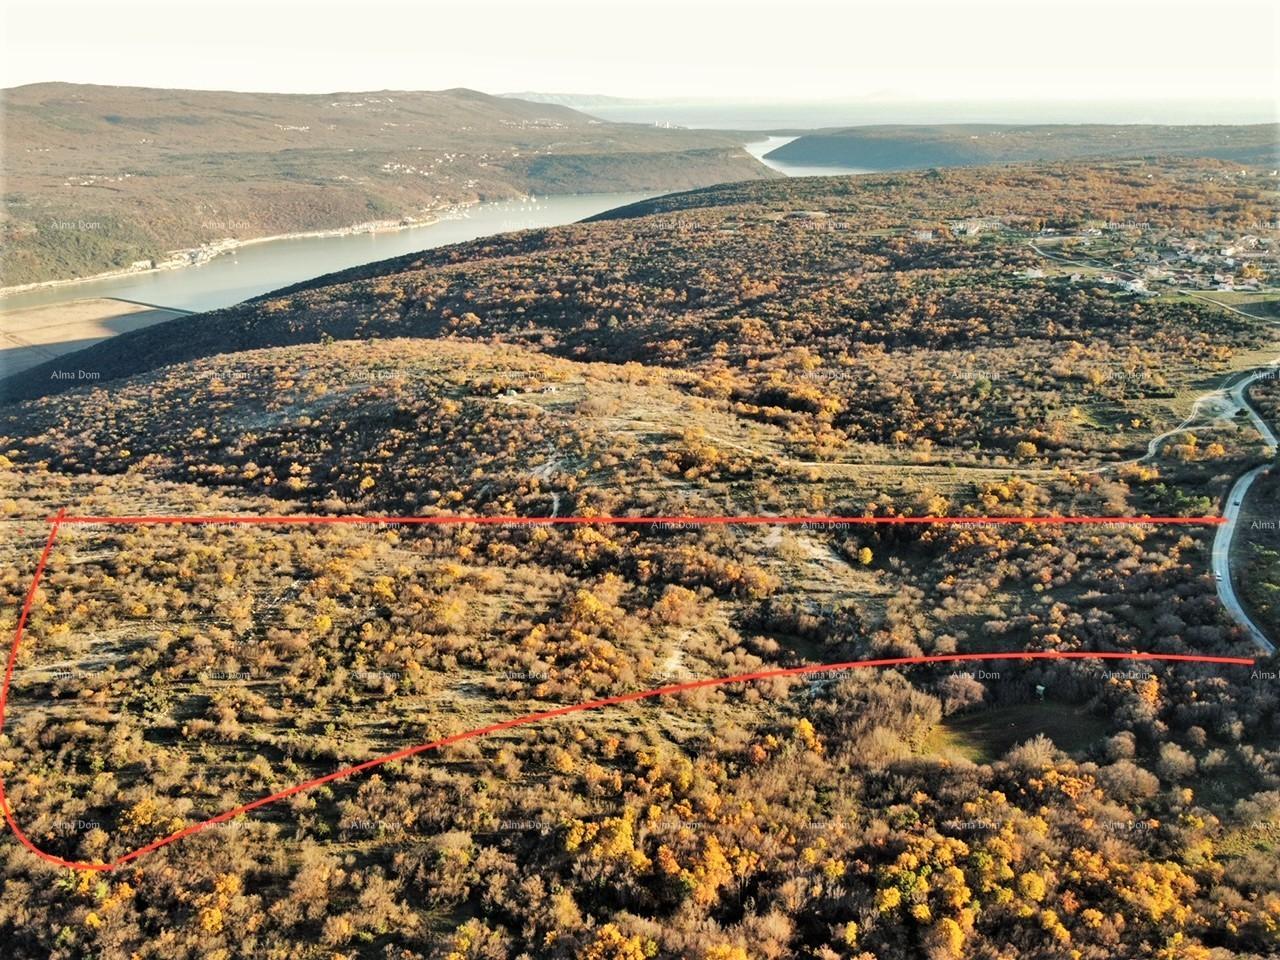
[[2, 156, 1280, 959], [0, 83, 776, 286], [6, 159, 1275, 478]]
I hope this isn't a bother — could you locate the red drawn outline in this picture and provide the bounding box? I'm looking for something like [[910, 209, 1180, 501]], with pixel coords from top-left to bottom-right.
[[53, 514, 1226, 526], [1, 510, 1253, 872]]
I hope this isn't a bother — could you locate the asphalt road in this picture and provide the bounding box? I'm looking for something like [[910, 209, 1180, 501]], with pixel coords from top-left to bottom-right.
[[1211, 365, 1278, 653], [1027, 236, 1278, 651]]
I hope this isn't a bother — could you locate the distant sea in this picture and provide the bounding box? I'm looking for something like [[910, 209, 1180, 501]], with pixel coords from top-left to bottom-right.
[[584, 99, 1278, 131]]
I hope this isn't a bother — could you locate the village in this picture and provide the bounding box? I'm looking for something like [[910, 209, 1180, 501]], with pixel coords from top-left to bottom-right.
[[910, 211, 1280, 298]]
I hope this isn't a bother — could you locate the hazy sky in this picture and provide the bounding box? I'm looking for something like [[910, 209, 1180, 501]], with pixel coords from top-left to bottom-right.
[[3, 0, 1277, 105]]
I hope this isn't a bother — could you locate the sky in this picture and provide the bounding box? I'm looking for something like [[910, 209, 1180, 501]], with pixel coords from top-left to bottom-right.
[[2, 0, 1277, 110]]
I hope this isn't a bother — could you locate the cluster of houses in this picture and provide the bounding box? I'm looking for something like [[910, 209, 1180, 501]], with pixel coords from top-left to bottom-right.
[[1152, 233, 1270, 291], [913, 217, 1006, 242], [905, 216, 1272, 295], [1068, 226, 1272, 293], [1091, 275, 1153, 295]]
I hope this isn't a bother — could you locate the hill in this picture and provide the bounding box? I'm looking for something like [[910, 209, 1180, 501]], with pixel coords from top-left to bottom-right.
[[2, 157, 1280, 959], [6, 159, 1275, 474], [0, 83, 775, 286], [765, 123, 1280, 169]]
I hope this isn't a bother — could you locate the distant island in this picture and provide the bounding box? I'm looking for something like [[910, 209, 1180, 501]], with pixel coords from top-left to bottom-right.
[[767, 123, 1280, 169], [0, 83, 776, 287]]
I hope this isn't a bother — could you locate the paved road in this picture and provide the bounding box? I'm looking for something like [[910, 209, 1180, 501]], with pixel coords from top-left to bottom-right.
[[1212, 365, 1278, 653], [1213, 464, 1274, 652], [1027, 237, 1278, 651], [1229, 366, 1278, 448]]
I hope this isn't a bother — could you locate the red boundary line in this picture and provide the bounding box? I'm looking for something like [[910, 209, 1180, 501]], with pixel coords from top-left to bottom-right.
[[1, 511, 1253, 872], [51, 514, 1225, 526]]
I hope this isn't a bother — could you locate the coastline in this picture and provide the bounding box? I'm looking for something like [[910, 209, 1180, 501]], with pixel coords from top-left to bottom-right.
[[0, 201, 486, 298]]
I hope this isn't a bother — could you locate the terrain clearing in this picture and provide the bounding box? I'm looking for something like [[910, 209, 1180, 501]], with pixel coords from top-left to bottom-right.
[[0, 510, 1256, 871], [925, 701, 1111, 764]]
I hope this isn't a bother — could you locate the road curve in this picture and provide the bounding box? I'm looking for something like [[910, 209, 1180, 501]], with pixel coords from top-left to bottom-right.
[[1229, 366, 1278, 450], [1213, 365, 1278, 653], [1027, 237, 1276, 650], [1213, 464, 1275, 653]]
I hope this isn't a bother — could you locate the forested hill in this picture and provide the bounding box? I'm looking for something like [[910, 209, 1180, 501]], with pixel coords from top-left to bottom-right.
[[4, 157, 1272, 404], [5, 157, 1275, 477], [765, 123, 1280, 170], [0, 83, 775, 286], [3, 153, 1280, 960]]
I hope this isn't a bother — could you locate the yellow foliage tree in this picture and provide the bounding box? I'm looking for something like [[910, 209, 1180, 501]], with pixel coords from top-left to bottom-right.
[[582, 923, 650, 960]]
